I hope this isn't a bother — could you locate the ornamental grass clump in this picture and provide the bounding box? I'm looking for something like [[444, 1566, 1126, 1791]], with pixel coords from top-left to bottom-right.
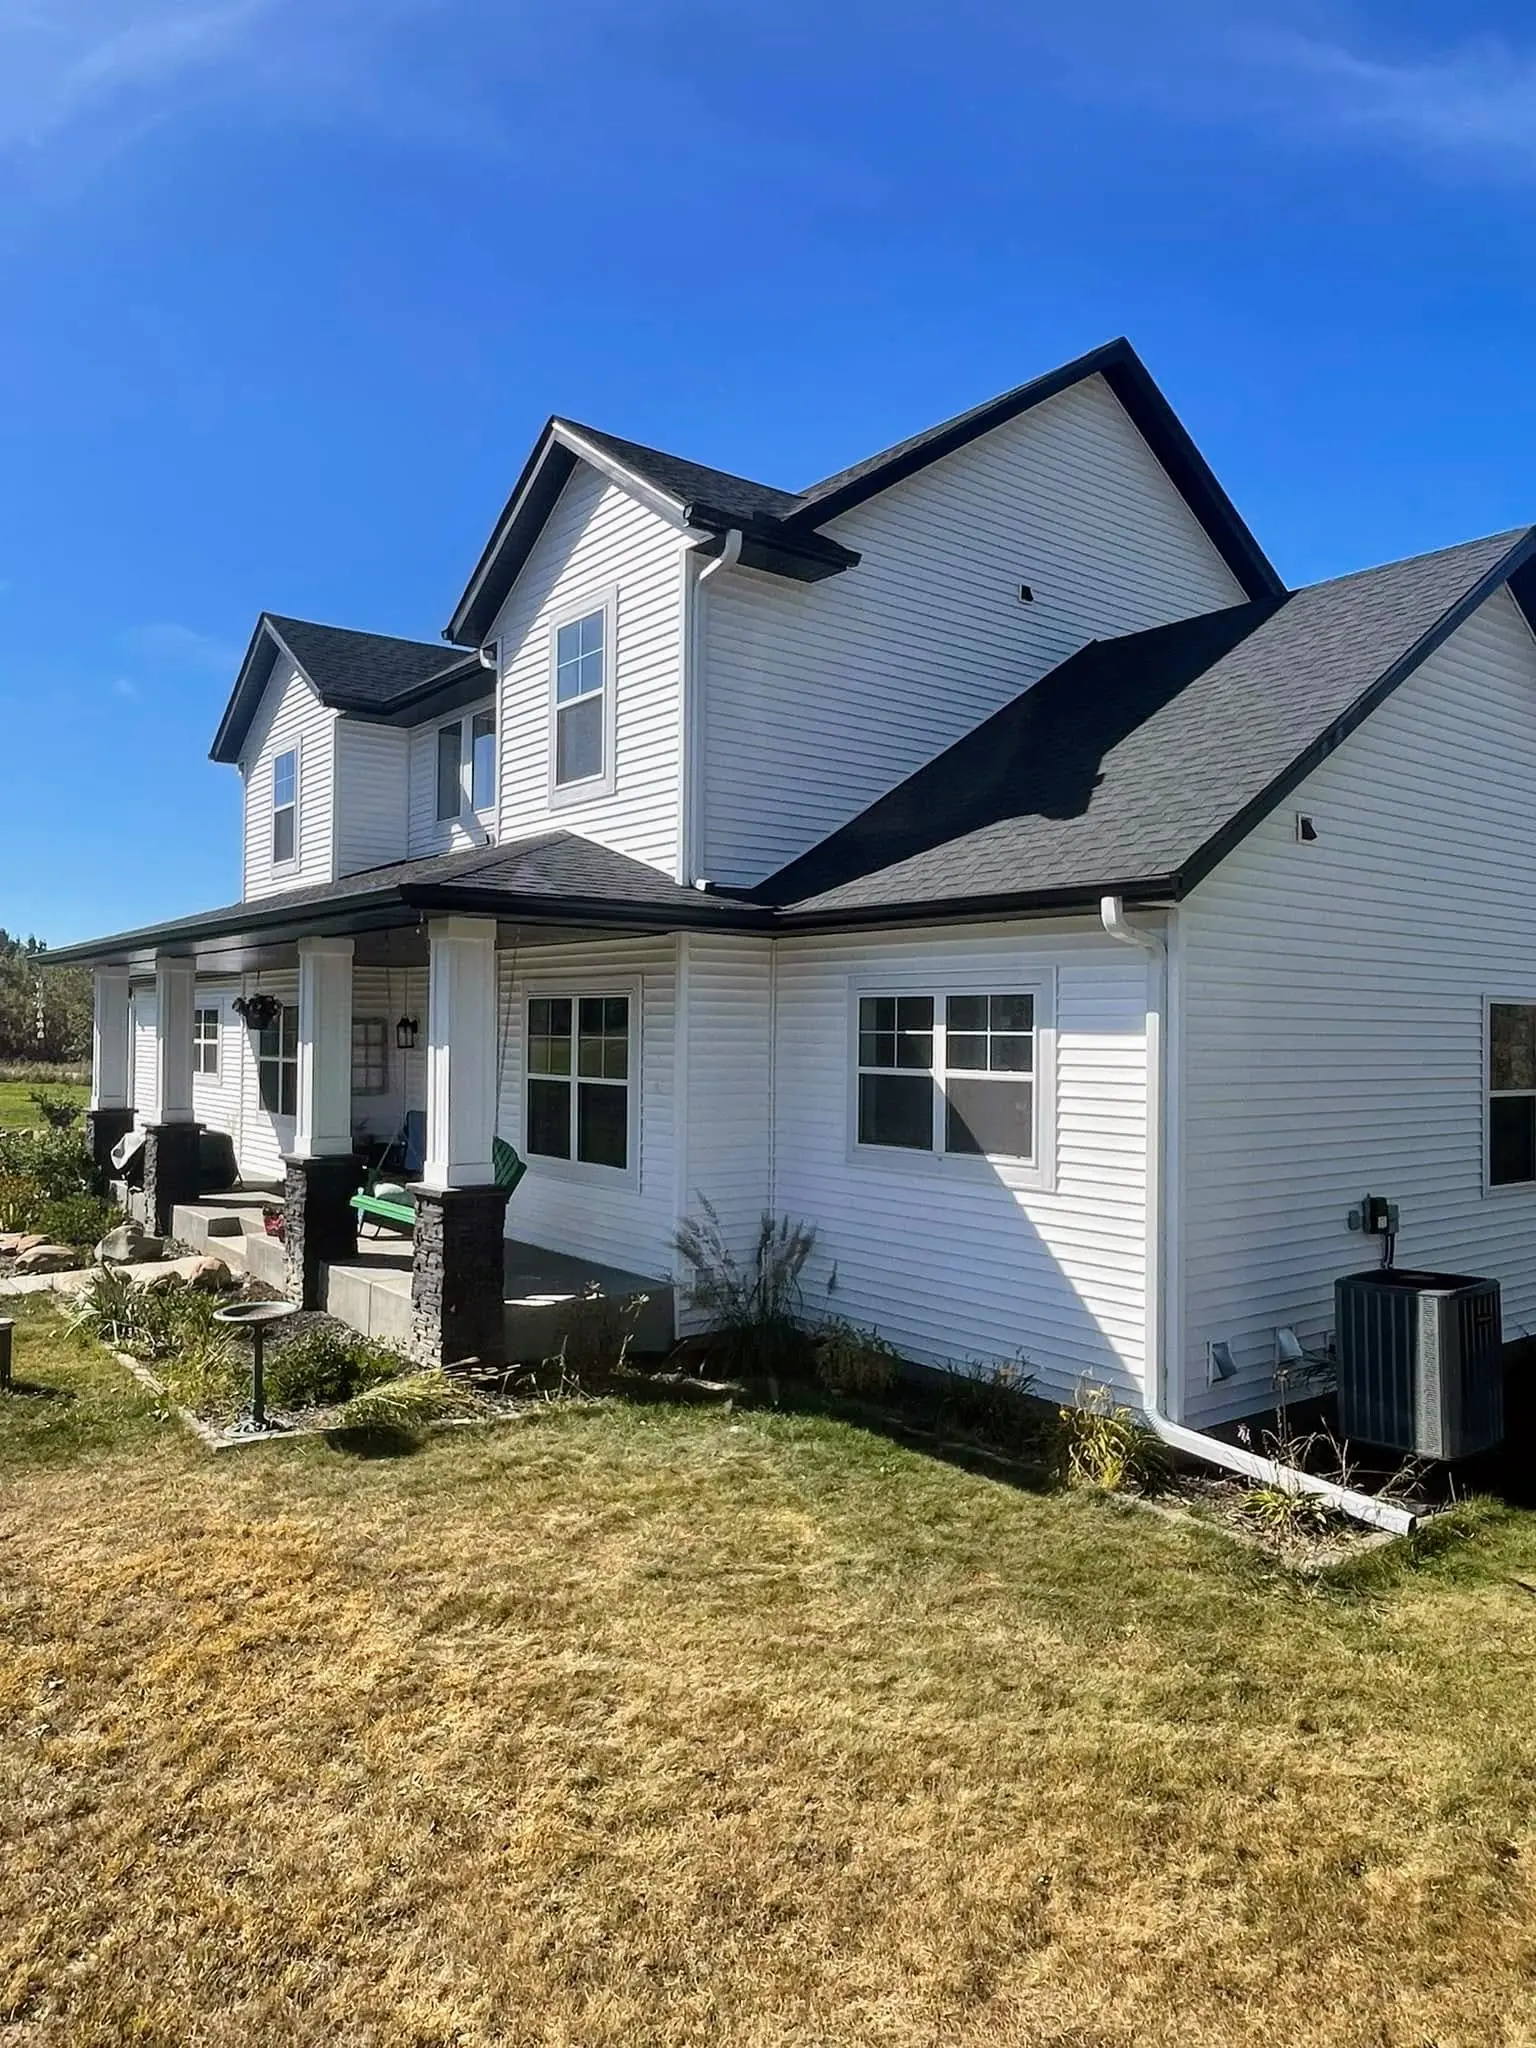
[[673, 1199, 817, 1381], [1058, 1381, 1169, 1494], [333, 1369, 489, 1435]]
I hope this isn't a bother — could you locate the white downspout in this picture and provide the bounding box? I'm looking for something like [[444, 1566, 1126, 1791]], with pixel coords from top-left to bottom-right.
[[1100, 894, 1416, 1536], [698, 527, 743, 587]]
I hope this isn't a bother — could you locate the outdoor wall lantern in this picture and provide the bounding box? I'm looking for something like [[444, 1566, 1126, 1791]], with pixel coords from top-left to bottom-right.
[[395, 1015, 420, 1051]]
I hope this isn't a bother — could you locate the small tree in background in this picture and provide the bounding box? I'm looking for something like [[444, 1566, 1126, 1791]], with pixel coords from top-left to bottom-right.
[[0, 932, 91, 1064]]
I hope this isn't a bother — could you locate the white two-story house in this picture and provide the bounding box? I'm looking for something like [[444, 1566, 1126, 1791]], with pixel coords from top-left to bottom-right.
[[58, 335, 1536, 1501]]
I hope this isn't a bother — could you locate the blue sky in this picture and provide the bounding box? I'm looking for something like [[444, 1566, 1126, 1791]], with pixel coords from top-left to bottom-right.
[[3, 0, 1536, 943]]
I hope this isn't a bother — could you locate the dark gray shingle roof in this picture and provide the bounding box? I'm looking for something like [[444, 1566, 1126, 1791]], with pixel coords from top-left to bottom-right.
[[766, 528, 1536, 918], [264, 615, 474, 709], [48, 832, 765, 966], [557, 422, 803, 527], [448, 339, 1283, 643]]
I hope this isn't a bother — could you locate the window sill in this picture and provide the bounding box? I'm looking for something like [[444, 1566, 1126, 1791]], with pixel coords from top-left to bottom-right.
[[523, 1151, 639, 1194], [847, 1142, 1055, 1195]]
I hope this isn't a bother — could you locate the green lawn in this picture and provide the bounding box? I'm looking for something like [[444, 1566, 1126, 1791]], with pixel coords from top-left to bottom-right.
[[0, 1078, 87, 1130], [4, 1296, 1536, 2046]]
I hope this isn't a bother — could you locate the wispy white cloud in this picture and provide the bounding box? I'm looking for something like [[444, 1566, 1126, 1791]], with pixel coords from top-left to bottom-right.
[[1236, 26, 1536, 178], [0, 0, 285, 149], [125, 621, 240, 672]]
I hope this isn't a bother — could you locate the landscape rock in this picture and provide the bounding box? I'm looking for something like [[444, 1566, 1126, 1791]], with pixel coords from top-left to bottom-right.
[[143, 1268, 187, 1294], [13, 1244, 80, 1274], [185, 1254, 236, 1293], [13, 1234, 49, 1256], [96, 1221, 150, 1265]]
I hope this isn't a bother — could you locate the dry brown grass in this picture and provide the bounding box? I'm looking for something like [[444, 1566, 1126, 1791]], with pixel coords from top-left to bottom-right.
[[5, 1297, 1536, 2046]]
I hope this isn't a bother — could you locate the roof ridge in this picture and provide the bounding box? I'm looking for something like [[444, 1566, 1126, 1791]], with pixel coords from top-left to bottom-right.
[[265, 611, 468, 655], [1290, 526, 1534, 599]]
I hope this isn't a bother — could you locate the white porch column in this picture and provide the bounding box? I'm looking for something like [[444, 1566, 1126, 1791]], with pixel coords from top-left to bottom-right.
[[293, 936, 355, 1159], [153, 958, 196, 1124], [422, 916, 498, 1190], [90, 970, 131, 1111]]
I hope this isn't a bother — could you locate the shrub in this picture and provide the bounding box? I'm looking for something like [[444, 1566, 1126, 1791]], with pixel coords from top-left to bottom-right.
[[1058, 1382, 1169, 1494], [34, 1193, 117, 1250], [812, 1319, 904, 1398], [937, 1356, 1042, 1452], [262, 1326, 407, 1410], [29, 1087, 82, 1131], [0, 1128, 95, 1207], [673, 1198, 817, 1379]]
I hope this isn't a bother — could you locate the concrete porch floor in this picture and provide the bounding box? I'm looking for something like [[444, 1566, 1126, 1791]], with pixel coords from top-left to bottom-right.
[[167, 1187, 674, 1361]]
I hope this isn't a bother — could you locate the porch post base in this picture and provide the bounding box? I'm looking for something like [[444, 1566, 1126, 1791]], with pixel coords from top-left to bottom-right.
[[84, 1108, 136, 1196], [283, 1154, 364, 1309], [408, 1184, 511, 1370], [143, 1122, 203, 1238]]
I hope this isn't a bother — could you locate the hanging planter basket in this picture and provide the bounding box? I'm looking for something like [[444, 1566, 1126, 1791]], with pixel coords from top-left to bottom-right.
[[233, 993, 282, 1032]]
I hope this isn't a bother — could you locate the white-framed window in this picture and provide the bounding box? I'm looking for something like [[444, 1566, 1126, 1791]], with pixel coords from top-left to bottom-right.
[[435, 720, 463, 822], [471, 709, 496, 811], [257, 1003, 298, 1119], [525, 990, 633, 1173], [849, 976, 1056, 1186], [1489, 1000, 1536, 1186], [351, 1017, 389, 1097], [549, 592, 616, 800], [193, 1007, 220, 1077], [272, 747, 298, 865]]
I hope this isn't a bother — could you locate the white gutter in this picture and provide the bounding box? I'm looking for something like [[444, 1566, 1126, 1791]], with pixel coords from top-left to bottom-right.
[[1099, 894, 1416, 1536]]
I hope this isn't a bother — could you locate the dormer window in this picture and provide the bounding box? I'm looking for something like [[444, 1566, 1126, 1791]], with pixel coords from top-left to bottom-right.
[[272, 747, 297, 865], [552, 599, 612, 794]]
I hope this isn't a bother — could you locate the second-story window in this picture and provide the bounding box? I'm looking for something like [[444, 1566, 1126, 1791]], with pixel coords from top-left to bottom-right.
[[553, 606, 606, 788], [471, 709, 496, 810], [272, 748, 297, 865], [436, 720, 463, 822]]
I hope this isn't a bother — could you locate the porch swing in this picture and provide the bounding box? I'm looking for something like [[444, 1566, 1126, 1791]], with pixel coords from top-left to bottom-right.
[[349, 956, 526, 1235]]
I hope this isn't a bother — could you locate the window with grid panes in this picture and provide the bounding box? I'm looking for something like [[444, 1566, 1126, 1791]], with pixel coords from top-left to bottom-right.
[[526, 994, 630, 1169]]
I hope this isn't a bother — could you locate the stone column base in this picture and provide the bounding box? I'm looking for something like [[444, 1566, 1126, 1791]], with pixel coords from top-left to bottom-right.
[[143, 1121, 203, 1238], [283, 1153, 364, 1308], [409, 1184, 511, 1370], [84, 1107, 136, 1196]]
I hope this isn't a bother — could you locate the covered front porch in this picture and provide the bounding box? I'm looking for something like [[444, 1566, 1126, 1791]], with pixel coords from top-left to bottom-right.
[[158, 1184, 673, 1360], [61, 841, 763, 1368]]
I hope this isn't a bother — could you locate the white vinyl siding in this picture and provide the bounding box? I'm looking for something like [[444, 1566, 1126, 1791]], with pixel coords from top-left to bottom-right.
[[191, 986, 241, 1151], [241, 664, 338, 898], [674, 933, 775, 1328], [334, 722, 410, 875], [498, 937, 677, 1273], [130, 988, 158, 1125], [1178, 588, 1536, 1426], [490, 466, 687, 876], [408, 696, 497, 858], [771, 921, 1149, 1401], [701, 373, 1248, 884]]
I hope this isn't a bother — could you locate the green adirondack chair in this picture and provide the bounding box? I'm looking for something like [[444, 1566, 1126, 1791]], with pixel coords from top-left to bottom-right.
[[350, 1129, 526, 1236]]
